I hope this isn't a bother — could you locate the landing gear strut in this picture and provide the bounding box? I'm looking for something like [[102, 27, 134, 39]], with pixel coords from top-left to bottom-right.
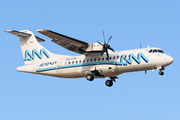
[[105, 77, 118, 87]]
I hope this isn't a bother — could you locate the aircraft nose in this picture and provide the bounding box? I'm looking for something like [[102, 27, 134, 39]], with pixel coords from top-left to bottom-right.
[[167, 55, 174, 65]]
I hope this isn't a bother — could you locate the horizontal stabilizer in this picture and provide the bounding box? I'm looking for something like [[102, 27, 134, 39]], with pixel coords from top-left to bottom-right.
[[5, 30, 45, 42]]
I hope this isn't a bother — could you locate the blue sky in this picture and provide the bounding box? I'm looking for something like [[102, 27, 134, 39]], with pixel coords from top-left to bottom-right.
[[1, 0, 180, 120]]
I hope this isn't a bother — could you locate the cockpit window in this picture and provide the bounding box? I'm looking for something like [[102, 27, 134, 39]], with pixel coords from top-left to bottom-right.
[[149, 49, 164, 53], [149, 49, 152, 53], [158, 50, 164, 53], [153, 50, 157, 53]]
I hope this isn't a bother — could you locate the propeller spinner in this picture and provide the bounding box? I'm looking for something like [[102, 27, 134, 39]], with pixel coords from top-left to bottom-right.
[[97, 31, 115, 63]]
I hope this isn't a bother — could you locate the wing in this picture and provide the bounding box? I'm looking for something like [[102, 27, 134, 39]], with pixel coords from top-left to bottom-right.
[[37, 29, 89, 54]]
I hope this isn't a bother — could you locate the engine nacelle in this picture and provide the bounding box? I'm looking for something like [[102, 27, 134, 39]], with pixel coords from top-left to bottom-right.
[[86, 43, 103, 52]]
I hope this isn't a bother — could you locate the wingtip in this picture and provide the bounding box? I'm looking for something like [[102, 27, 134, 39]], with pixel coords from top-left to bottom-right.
[[4, 30, 12, 32], [37, 29, 49, 32]]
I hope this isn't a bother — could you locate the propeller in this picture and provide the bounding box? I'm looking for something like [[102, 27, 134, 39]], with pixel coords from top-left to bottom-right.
[[97, 31, 115, 63]]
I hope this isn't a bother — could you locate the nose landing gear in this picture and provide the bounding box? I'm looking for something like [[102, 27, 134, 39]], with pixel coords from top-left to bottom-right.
[[105, 77, 118, 87], [159, 71, 164, 76], [158, 66, 165, 76]]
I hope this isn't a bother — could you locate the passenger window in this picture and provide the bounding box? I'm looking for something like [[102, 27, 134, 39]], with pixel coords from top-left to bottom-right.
[[110, 57, 112, 60], [153, 50, 157, 53], [113, 56, 115, 59], [79, 60, 81, 63], [68, 61, 71, 64], [83, 60, 85, 63], [72, 61, 74, 64], [90, 59, 93, 62], [106, 57, 108, 60], [102, 58, 104, 61], [98, 58, 100, 61], [76, 61, 78, 64], [94, 59, 96, 62], [117, 56, 119, 59], [87, 59, 89, 62]]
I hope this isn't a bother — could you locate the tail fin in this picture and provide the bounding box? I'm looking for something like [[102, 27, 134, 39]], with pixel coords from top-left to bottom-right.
[[5, 30, 68, 65]]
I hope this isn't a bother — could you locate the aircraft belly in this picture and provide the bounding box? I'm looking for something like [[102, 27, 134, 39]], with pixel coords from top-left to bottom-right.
[[78, 64, 119, 77], [117, 63, 155, 73], [95, 64, 118, 77], [60, 67, 83, 78]]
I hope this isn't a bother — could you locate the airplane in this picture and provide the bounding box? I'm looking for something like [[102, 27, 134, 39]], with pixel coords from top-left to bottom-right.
[[5, 29, 174, 87]]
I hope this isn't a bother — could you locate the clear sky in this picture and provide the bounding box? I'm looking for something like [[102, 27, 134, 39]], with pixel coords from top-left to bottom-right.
[[1, 0, 180, 120]]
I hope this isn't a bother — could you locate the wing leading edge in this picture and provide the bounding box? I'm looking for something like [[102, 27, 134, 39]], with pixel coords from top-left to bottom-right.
[[37, 29, 89, 54]]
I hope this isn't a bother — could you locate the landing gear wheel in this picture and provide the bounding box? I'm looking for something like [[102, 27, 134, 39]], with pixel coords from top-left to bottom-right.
[[159, 71, 164, 76], [86, 74, 94, 81], [105, 80, 113, 87]]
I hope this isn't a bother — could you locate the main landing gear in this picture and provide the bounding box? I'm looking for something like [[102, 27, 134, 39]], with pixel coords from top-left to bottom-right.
[[86, 73, 118, 87], [105, 77, 118, 87], [86, 74, 94, 81], [86, 67, 103, 81]]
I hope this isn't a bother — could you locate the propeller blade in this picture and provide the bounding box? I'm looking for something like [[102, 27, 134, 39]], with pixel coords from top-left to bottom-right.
[[145, 70, 147, 75], [140, 43, 142, 48], [108, 47, 115, 53], [105, 49, 109, 63], [97, 41, 103, 46], [103, 30, 106, 44], [99, 48, 106, 57], [107, 36, 112, 44]]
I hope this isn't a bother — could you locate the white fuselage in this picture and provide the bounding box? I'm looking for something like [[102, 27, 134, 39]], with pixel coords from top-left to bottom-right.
[[16, 47, 174, 78]]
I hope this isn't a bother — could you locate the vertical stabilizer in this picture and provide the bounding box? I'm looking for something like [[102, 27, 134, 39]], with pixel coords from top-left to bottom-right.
[[5, 30, 69, 65]]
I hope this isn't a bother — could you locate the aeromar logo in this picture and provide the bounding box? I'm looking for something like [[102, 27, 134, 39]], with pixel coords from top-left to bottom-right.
[[24, 48, 50, 61], [119, 52, 149, 66]]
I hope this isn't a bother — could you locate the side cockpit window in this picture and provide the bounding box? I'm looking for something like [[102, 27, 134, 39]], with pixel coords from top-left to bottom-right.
[[158, 50, 164, 53]]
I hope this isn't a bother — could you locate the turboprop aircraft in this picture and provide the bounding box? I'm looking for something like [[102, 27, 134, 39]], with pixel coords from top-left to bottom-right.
[[5, 29, 174, 87]]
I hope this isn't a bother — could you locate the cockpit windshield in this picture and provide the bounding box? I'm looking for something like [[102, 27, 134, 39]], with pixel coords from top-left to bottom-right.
[[148, 49, 164, 53]]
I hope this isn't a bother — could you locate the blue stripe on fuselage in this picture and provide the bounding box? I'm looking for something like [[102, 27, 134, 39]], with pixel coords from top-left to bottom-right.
[[36, 61, 116, 72]]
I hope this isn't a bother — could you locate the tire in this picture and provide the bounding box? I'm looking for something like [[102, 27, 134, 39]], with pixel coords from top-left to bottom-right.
[[86, 74, 94, 81], [159, 71, 164, 76], [105, 80, 113, 87]]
